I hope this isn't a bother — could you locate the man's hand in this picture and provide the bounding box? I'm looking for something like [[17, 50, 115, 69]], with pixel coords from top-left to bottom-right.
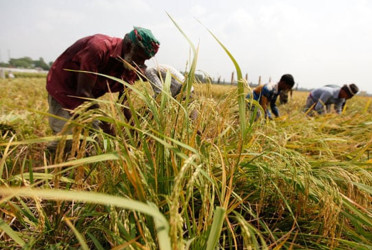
[[118, 91, 132, 122]]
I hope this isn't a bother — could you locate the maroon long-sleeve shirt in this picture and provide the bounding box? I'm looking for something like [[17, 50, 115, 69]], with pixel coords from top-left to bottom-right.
[[46, 34, 138, 110]]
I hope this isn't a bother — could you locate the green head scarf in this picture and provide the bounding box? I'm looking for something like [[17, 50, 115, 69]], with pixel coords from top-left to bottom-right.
[[128, 27, 160, 58]]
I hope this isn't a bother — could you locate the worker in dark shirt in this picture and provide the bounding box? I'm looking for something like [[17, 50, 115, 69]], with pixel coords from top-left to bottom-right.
[[246, 74, 295, 119], [46, 27, 159, 151]]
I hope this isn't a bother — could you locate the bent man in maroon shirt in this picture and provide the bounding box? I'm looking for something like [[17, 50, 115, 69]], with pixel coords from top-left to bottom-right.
[[46, 27, 160, 152]]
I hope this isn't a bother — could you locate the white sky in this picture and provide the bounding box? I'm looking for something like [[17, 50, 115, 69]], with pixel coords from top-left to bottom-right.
[[1, 0, 372, 93]]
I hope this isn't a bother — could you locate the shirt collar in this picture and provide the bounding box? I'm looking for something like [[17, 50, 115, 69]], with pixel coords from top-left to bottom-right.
[[271, 82, 279, 94]]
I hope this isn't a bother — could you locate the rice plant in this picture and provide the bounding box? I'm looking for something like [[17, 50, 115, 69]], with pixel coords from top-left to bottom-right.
[[0, 21, 372, 249]]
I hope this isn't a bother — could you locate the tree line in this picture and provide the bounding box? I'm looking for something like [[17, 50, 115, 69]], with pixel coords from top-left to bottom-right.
[[0, 57, 52, 71]]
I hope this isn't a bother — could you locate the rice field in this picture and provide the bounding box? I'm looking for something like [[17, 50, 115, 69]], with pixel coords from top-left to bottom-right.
[[0, 20, 371, 249], [0, 72, 371, 249]]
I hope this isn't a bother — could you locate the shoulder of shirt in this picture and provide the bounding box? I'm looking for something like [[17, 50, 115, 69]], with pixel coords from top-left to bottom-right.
[[264, 82, 276, 91], [87, 34, 121, 45], [87, 34, 123, 56], [91, 34, 114, 39], [315, 86, 334, 93]]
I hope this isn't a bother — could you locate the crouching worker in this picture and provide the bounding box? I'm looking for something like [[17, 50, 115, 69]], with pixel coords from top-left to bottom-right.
[[46, 27, 160, 153], [145, 64, 197, 120], [304, 83, 359, 115], [246, 74, 295, 120], [145, 64, 194, 98]]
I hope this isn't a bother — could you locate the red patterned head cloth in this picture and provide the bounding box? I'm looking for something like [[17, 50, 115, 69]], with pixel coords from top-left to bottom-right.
[[128, 27, 160, 58]]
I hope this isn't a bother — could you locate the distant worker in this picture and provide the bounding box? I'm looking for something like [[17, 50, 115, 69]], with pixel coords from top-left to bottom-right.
[[145, 64, 197, 120], [246, 74, 295, 119], [46, 27, 160, 151], [145, 64, 194, 98], [304, 83, 359, 115]]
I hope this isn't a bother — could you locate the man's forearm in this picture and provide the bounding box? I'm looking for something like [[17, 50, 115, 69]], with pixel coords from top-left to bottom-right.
[[76, 72, 96, 98]]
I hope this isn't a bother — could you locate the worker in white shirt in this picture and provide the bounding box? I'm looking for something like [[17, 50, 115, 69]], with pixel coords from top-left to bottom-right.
[[304, 83, 359, 115], [145, 64, 194, 98]]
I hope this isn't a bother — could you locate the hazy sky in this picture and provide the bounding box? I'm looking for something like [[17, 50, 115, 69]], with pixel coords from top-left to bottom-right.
[[1, 0, 372, 93]]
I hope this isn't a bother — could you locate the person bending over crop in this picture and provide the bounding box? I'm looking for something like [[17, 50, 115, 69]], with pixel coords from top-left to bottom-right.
[[46, 27, 160, 151], [246, 74, 295, 119], [304, 84, 359, 115], [145, 64, 194, 98], [145, 64, 198, 120]]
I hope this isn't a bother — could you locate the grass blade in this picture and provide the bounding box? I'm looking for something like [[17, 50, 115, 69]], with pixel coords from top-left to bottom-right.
[[0, 218, 26, 247], [64, 217, 89, 250], [0, 187, 171, 250], [206, 206, 225, 250]]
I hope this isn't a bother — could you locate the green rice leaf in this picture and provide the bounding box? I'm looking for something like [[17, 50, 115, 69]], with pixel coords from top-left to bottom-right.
[[0, 187, 171, 250], [0, 218, 26, 247], [206, 206, 225, 250], [64, 217, 89, 250]]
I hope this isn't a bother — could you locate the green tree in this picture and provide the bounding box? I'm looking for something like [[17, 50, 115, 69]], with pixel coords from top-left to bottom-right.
[[33, 57, 50, 70], [7, 57, 50, 70], [0, 62, 10, 67], [9, 57, 33, 68]]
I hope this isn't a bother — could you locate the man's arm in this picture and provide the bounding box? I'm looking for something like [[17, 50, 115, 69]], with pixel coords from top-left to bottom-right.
[[334, 100, 345, 114], [76, 73, 96, 98], [314, 92, 330, 114], [74, 42, 102, 107], [145, 67, 163, 96], [260, 96, 272, 119], [75, 72, 100, 110], [270, 93, 280, 117], [261, 85, 277, 118], [118, 91, 132, 121]]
